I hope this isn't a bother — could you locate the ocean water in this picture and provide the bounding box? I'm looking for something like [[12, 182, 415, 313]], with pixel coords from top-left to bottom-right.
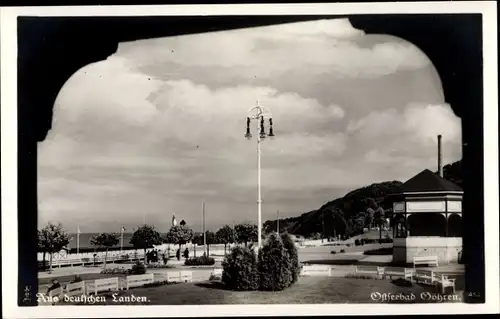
[[67, 233, 134, 249]]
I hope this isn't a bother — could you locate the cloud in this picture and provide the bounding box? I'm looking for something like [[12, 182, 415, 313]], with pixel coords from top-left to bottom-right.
[[346, 102, 461, 179], [38, 19, 458, 232], [117, 18, 429, 79]]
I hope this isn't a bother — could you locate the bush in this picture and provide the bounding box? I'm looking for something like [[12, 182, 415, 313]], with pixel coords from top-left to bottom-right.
[[331, 250, 337, 254], [142, 280, 175, 288], [184, 256, 215, 266], [100, 267, 129, 274], [222, 246, 259, 291], [258, 233, 292, 291], [281, 233, 300, 284], [354, 239, 360, 246], [340, 249, 346, 253], [130, 261, 146, 275], [146, 264, 174, 269]]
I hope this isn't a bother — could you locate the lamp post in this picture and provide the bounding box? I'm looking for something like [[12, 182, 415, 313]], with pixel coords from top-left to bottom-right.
[[245, 100, 275, 250]]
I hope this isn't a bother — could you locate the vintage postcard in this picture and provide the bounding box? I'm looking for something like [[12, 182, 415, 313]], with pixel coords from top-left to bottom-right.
[[1, 2, 498, 318]]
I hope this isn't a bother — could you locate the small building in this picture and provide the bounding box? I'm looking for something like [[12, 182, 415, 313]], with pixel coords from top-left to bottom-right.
[[391, 134, 462, 265], [390, 168, 463, 265]]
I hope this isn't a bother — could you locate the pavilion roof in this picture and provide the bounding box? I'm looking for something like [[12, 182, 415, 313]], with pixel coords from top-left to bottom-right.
[[401, 169, 463, 193]]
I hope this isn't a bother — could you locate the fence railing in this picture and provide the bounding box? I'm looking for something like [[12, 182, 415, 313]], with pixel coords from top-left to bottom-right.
[[40, 252, 146, 268]]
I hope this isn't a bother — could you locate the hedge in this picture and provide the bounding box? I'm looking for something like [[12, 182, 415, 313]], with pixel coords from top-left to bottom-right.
[[184, 256, 215, 266]]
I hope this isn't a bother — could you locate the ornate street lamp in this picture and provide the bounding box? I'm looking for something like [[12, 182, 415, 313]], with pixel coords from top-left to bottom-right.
[[245, 100, 274, 249]]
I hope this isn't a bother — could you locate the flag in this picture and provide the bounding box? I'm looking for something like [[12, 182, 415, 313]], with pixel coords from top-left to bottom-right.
[[172, 213, 177, 227], [77, 225, 81, 234], [121, 225, 126, 232]]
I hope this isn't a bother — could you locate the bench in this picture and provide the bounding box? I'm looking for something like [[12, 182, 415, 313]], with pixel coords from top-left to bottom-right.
[[124, 274, 154, 290], [414, 269, 437, 285], [384, 267, 414, 281], [210, 268, 223, 280], [65, 281, 86, 297], [413, 256, 439, 268], [92, 277, 120, 295], [353, 265, 377, 275], [300, 265, 332, 277], [435, 274, 455, 295], [48, 286, 64, 298], [436, 274, 456, 294]]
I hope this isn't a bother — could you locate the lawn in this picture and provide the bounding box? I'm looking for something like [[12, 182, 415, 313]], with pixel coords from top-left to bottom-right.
[[62, 277, 463, 305]]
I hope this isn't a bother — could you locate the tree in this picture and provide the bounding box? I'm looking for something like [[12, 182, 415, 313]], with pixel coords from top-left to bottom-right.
[[205, 230, 216, 256], [90, 232, 119, 269], [366, 208, 375, 230], [281, 232, 300, 283], [215, 225, 235, 255], [235, 223, 258, 247], [165, 225, 194, 250], [38, 230, 47, 270], [38, 222, 71, 273], [130, 224, 162, 263], [374, 207, 386, 242], [258, 233, 292, 291]]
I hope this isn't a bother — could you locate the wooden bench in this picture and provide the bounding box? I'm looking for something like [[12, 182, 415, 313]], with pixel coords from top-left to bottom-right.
[[301, 265, 332, 277], [384, 267, 414, 281], [48, 286, 64, 298], [414, 269, 437, 285], [413, 256, 439, 267], [65, 281, 86, 297], [436, 274, 456, 294], [211, 268, 223, 280], [92, 277, 120, 295], [353, 265, 377, 275], [124, 274, 154, 290], [166, 272, 182, 283]]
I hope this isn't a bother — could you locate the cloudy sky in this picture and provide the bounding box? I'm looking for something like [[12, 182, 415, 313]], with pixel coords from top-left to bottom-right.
[[38, 18, 462, 233]]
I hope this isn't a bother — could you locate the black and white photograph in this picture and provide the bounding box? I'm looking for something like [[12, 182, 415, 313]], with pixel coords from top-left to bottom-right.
[[1, 2, 498, 318]]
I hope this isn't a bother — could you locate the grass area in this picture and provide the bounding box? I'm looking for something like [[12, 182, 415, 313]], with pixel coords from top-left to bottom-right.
[[62, 277, 463, 305]]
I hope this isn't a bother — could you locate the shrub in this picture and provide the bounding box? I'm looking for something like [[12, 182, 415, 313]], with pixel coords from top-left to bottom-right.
[[344, 274, 382, 280], [100, 267, 129, 274], [340, 249, 346, 253], [130, 261, 146, 275], [142, 280, 175, 288], [146, 264, 174, 269], [222, 246, 259, 291], [331, 250, 337, 254], [258, 233, 292, 291], [354, 239, 360, 246], [281, 233, 300, 284], [379, 238, 393, 244], [184, 256, 215, 266]]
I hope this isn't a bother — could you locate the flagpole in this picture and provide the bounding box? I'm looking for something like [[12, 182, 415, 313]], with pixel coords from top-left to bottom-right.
[[202, 201, 206, 255], [76, 225, 80, 255], [277, 210, 279, 234], [120, 226, 124, 252]]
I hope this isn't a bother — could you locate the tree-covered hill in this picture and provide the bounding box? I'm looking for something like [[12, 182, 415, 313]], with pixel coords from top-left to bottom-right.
[[264, 160, 462, 239]]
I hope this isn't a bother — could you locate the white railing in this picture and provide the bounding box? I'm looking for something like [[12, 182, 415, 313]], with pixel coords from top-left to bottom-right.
[[44, 253, 146, 268]]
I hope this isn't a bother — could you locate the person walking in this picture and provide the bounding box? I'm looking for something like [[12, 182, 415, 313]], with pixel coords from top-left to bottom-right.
[[183, 248, 189, 259], [176, 248, 180, 261]]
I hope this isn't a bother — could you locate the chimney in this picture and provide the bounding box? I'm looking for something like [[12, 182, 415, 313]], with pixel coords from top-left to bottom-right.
[[437, 134, 443, 177]]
